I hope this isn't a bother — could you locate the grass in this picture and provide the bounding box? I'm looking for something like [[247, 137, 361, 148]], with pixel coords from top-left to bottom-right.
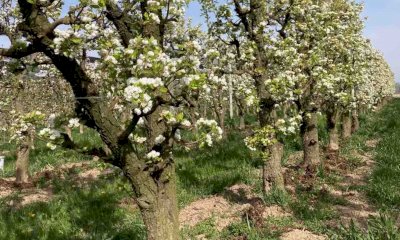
[[0, 175, 145, 240], [176, 133, 258, 206], [0, 128, 102, 178], [331, 213, 400, 240], [1, 100, 400, 239], [365, 101, 400, 211], [0, 131, 258, 240]]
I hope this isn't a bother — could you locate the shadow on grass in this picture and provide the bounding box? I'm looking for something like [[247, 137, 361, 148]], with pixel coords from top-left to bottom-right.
[[0, 177, 145, 240], [176, 133, 259, 202], [1, 147, 94, 178]]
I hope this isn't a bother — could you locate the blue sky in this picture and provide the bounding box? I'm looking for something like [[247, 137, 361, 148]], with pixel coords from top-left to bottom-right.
[[361, 0, 400, 82], [1, 0, 398, 81]]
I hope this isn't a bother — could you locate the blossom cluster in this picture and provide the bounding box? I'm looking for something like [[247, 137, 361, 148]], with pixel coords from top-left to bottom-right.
[[195, 118, 224, 147]]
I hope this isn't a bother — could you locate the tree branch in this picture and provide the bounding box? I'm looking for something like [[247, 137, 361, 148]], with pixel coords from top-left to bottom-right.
[[0, 43, 38, 59], [105, 1, 136, 47]]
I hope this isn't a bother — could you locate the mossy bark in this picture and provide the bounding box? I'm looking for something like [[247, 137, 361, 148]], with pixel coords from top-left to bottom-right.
[[258, 103, 285, 193]]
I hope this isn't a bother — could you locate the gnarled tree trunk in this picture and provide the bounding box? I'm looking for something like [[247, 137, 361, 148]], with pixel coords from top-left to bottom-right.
[[123, 151, 179, 240], [301, 111, 320, 171], [258, 98, 285, 194], [262, 141, 285, 193]]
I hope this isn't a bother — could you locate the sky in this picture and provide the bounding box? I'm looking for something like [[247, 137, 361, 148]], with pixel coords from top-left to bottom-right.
[[361, 0, 400, 82], [1, 0, 399, 81]]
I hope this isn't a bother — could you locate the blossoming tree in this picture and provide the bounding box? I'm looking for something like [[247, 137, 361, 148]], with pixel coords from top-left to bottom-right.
[[0, 0, 222, 239], [0, 56, 74, 183]]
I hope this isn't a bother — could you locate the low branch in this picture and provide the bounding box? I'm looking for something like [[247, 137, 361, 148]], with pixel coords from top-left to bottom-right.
[[0, 43, 38, 59]]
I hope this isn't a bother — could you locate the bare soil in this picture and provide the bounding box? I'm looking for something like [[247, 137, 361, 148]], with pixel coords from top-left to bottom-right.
[[0, 161, 115, 206], [329, 148, 378, 227], [280, 229, 326, 240], [179, 184, 292, 231]]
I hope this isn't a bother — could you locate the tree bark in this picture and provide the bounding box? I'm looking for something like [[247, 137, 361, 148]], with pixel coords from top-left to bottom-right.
[[123, 153, 179, 240], [29, 133, 35, 150], [239, 115, 245, 130], [326, 108, 340, 152], [65, 126, 73, 141], [301, 111, 320, 171], [262, 141, 285, 193], [213, 93, 225, 132], [258, 106, 285, 194], [234, 96, 246, 130], [342, 112, 352, 139], [351, 109, 359, 134], [16, 135, 31, 184]]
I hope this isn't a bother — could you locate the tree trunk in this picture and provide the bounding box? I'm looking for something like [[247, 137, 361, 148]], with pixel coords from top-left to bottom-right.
[[327, 109, 340, 152], [351, 109, 359, 134], [235, 96, 246, 130], [123, 153, 179, 240], [218, 112, 225, 132], [262, 142, 285, 193], [29, 133, 35, 150], [79, 124, 84, 134], [189, 108, 198, 131], [239, 115, 245, 130], [212, 89, 226, 132], [301, 111, 320, 171], [140, 180, 178, 240], [202, 102, 207, 118], [65, 126, 73, 140], [237, 102, 245, 130], [16, 135, 31, 184], [342, 112, 352, 139], [228, 78, 233, 119]]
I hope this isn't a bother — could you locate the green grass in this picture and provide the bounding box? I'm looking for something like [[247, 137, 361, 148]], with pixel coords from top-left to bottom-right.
[[331, 213, 400, 240], [328, 99, 400, 239], [176, 133, 257, 207], [0, 175, 145, 240], [0, 128, 101, 178], [364, 100, 400, 211], [1, 100, 400, 239], [0, 132, 258, 240]]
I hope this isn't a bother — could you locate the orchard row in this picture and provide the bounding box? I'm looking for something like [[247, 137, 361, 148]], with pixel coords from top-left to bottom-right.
[[0, 0, 394, 239]]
